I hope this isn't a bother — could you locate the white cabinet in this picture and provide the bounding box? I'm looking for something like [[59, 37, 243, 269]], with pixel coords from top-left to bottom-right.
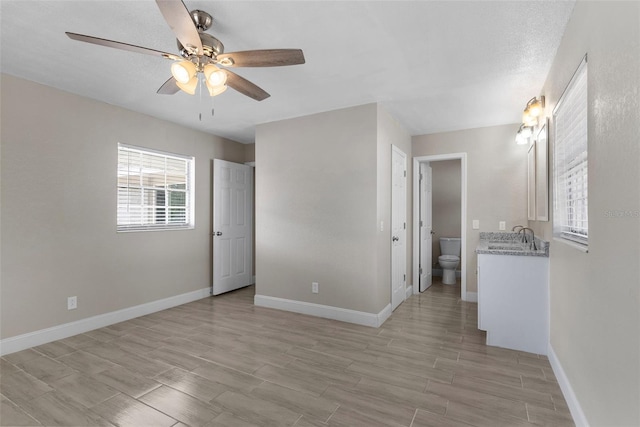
[[477, 253, 549, 355]]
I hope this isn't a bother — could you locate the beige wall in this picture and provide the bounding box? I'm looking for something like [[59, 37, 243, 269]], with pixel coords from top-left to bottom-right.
[[0, 75, 247, 340], [431, 160, 462, 266], [244, 144, 255, 163], [528, 2, 640, 425], [255, 103, 410, 315], [413, 124, 528, 293]]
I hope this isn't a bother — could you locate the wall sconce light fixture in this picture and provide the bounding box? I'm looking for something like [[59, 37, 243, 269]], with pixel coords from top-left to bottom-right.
[[515, 124, 534, 145], [516, 96, 545, 144], [522, 96, 545, 127]]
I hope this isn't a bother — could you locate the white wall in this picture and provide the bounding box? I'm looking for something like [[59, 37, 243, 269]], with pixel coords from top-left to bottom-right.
[[413, 124, 528, 293], [528, 2, 640, 425], [255, 103, 410, 317], [0, 75, 247, 340]]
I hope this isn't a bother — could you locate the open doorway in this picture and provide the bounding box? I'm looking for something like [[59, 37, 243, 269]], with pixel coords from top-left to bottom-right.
[[412, 153, 468, 300]]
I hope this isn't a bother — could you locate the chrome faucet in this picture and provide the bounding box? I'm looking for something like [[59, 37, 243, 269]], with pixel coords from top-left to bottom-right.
[[512, 225, 524, 232], [518, 227, 537, 250]]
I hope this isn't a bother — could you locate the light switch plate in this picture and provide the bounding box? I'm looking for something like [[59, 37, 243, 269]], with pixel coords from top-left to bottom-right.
[[472, 220, 480, 230]]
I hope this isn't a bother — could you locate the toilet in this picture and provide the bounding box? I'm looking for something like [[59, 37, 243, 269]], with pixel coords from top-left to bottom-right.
[[439, 237, 461, 285]]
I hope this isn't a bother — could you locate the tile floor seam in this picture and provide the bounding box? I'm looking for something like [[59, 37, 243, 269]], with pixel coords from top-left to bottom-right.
[[1, 392, 44, 426], [408, 408, 418, 427]]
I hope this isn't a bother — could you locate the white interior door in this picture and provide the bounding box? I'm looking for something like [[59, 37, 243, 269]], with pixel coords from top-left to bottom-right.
[[420, 162, 433, 292], [213, 159, 253, 295], [391, 146, 407, 311]]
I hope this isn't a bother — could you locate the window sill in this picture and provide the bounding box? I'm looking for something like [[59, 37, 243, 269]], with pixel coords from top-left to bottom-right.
[[552, 236, 588, 253], [117, 225, 194, 233]]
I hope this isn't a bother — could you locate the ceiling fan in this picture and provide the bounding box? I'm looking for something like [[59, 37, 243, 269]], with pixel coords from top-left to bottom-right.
[[65, 0, 305, 101]]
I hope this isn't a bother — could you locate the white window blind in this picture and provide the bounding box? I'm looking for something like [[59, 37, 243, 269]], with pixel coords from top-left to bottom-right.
[[117, 144, 194, 231], [553, 56, 588, 246]]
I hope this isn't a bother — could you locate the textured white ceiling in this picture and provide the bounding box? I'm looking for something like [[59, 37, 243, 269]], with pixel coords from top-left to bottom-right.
[[0, 1, 575, 143]]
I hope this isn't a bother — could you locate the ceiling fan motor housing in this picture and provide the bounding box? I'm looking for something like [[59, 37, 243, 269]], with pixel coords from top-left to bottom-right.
[[177, 32, 224, 59], [190, 9, 212, 31], [176, 10, 223, 59]]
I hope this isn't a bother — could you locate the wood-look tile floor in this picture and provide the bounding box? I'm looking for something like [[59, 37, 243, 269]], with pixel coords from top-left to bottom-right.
[[0, 279, 575, 426]]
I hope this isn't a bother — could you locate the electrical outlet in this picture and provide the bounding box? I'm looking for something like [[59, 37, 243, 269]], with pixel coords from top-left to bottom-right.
[[67, 296, 77, 310], [312, 282, 319, 294], [499, 221, 506, 231], [472, 220, 480, 230]]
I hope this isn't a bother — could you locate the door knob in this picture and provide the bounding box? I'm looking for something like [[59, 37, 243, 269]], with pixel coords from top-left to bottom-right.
[[430, 230, 435, 235], [214, 231, 222, 236], [392, 236, 399, 242]]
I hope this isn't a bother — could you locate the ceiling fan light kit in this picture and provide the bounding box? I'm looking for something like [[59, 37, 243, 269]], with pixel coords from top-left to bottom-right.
[[206, 83, 228, 97], [65, 1, 305, 102], [176, 75, 198, 95], [204, 65, 227, 87], [171, 60, 196, 84]]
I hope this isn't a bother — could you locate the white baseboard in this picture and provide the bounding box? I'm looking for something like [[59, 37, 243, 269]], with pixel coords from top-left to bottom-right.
[[0, 287, 212, 356], [405, 285, 414, 299], [254, 295, 391, 328], [548, 344, 589, 427], [465, 291, 478, 302], [377, 303, 392, 327]]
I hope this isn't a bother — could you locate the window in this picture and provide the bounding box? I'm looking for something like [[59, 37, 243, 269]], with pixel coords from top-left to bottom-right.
[[117, 144, 194, 231], [553, 56, 588, 247]]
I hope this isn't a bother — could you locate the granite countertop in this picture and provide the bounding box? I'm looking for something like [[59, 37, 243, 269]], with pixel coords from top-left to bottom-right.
[[476, 232, 549, 257]]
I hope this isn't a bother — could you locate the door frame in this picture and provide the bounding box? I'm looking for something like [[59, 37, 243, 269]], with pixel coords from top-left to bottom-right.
[[391, 145, 407, 311], [419, 162, 433, 292], [412, 153, 468, 300]]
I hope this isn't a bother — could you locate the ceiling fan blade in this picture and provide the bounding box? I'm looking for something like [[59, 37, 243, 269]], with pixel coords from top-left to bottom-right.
[[218, 49, 305, 67], [66, 32, 181, 60], [223, 70, 270, 101], [157, 77, 180, 95], [155, 0, 203, 56]]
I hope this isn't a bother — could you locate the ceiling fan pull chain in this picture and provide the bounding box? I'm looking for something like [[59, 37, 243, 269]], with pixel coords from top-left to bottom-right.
[[198, 73, 205, 121]]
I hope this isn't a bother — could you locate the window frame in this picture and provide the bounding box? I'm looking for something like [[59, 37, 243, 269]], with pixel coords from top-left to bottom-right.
[[117, 143, 195, 232], [552, 55, 588, 250]]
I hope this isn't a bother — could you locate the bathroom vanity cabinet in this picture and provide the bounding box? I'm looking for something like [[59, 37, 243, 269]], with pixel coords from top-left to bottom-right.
[[477, 240, 549, 355]]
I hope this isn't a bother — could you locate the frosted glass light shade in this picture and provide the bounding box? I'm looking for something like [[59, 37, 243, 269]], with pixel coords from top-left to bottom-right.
[[523, 96, 545, 126], [522, 111, 537, 127], [515, 124, 533, 144], [204, 65, 227, 87], [176, 75, 198, 95], [527, 99, 543, 117], [171, 61, 196, 84], [206, 82, 228, 97]]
